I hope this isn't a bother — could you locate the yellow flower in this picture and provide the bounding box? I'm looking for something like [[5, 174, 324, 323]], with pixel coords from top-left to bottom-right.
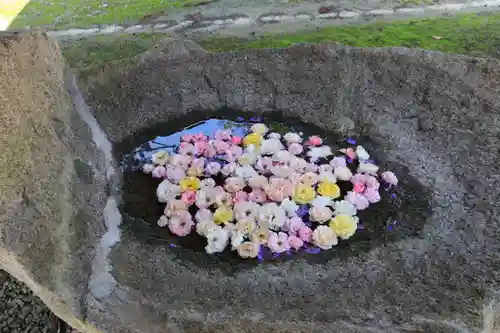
[[243, 133, 263, 146], [179, 177, 201, 192], [329, 215, 358, 240], [317, 181, 341, 198], [292, 184, 316, 204], [213, 207, 234, 225]]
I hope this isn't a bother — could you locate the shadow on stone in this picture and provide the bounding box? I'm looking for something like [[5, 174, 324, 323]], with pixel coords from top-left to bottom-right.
[[116, 108, 432, 275]]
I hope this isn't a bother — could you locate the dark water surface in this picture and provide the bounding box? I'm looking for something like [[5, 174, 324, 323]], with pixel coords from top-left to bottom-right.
[[117, 109, 432, 273]]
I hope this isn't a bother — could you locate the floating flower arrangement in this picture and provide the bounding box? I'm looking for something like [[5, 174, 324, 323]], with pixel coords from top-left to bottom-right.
[[138, 122, 399, 259]]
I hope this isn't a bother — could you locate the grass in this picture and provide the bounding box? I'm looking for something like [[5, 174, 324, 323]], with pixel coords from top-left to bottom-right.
[[9, 0, 208, 29], [61, 13, 500, 85]]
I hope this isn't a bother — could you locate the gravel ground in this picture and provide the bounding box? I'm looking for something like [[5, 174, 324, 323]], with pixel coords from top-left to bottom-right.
[[0, 270, 66, 333]]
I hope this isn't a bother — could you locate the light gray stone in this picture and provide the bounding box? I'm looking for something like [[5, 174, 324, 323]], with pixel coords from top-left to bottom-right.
[[2, 33, 500, 333]]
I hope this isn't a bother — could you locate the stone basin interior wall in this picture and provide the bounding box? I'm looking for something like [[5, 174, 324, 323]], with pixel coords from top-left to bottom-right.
[[1, 32, 500, 333], [86, 40, 500, 333]]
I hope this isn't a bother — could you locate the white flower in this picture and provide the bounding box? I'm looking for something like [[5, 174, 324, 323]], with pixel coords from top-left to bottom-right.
[[195, 208, 213, 224], [381, 171, 398, 186], [310, 196, 333, 207], [358, 162, 379, 175], [251, 123, 269, 135], [333, 200, 357, 216], [156, 180, 181, 203], [152, 150, 169, 166], [268, 132, 281, 140], [307, 146, 332, 162], [318, 164, 333, 174], [234, 201, 259, 221], [260, 138, 284, 155], [221, 162, 237, 177], [283, 132, 302, 145], [312, 225, 338, 250], [334, 166, 353, 181], [289, 157, 308, 173], [200, 178, 216, 188], [273, 150, 293, 164], [271, 165, 295, 178], [330, 156, 347, 168], [142, 163, 155, 174], [258, 203, 287, 230], [317, 171, 337, 183], [238, 152, 258, 166], [356, 146, 370, 162], [157, 215, 169, 227], [235, 165, 258, 180], [309, 206, 333, 223], [280, 199, 299, 217], [196, 220, 218, 237], [205, 226, 230, 254], [231, 231, 245, 250]]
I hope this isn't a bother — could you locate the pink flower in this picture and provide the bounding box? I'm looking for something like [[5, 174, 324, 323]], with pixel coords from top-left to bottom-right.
[[351, 173, 367, 184], [330, 156, 347, 168], [345, 191, 370, 210], [164, 200, 187, 217], [181, 133, 195, 143], [152, 166, 166, 179], [168, 211, 194, 236], [178, 142, 196, 156], [353, 182, 366, 193], [168, 154, 183, 167], [284, 216, 306, 234], [233, 191, 248, 203], [381, 171, 398, 186], [231, 136, 242, 145], [288, 235, 304, 250], [166, 166, 186, 184], [264, 177, 294, 202], [289, 157, 308, 173], [364, 188, 381, 203], [203, 145, 217, 158], [298, 226, 313, 243], [193, 132, 208, 142], [248, 175, 268, 189], [181, 190, 197, 205], [267, 232, 290, 253], [270, 165, 294, 178], [215, 129, 232, 141], [365, 176, 380, 190], [345, 148, 356, 160], [288, 143, 304, 155], [205, 162, 221, 175], [225, 177, 245, 193], [194, 141, 209, 156], [306, 135, 323, 146], [212, 140, 231, 154], [176, 155, 192, 169], [248, 189, 267, 203], [254, 157, 273, 174]]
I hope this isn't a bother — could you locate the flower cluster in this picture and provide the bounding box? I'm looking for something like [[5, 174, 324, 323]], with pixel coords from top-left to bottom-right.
[[141, 123, 399, 259]]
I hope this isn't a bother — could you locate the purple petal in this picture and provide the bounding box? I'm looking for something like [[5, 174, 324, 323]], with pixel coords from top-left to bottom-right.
[[387, 225, 393, 231], [347, 158, 353, 163], [169, 243, 177, 248], [357, 224, 365, 230], [391, 193, 397, 199], [304, 247, 321, 254], [346, 137, 356, 145]]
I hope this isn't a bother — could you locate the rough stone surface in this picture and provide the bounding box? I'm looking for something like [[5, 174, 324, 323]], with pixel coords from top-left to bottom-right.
[[3, 33, 500, 333], [0, 32, 109, 333]]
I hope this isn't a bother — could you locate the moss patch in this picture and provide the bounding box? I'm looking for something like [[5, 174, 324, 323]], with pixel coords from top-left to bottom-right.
[[10, 0, 207, 29], [61, 13, 500, 87], [199, 13, 500, 58]]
